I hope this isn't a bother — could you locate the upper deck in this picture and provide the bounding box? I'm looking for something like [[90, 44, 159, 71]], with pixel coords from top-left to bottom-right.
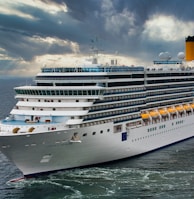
[[41, 66, 144, 73]]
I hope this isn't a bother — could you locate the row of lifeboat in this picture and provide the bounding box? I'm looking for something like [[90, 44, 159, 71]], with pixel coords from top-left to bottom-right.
[[141, 103, 194, 120]]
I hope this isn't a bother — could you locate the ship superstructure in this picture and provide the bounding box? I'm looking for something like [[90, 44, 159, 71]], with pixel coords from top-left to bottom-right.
[[0, 37, 194, 176]]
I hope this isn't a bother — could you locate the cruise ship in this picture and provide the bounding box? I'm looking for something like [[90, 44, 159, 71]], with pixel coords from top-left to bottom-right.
[[1, 37, 194, 177]]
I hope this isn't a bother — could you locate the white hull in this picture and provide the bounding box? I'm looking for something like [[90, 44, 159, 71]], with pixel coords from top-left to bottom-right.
[[1, 36, 194, 177], [1, 115, 194, 176]]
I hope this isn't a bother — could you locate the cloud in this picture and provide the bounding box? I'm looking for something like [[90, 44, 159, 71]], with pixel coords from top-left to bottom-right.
[[0, 2, 84, 61], [0, 0, 68, 17], [101, 1, 136, 37], [1, 0, 194, 76], [143, 14, 194, 42]]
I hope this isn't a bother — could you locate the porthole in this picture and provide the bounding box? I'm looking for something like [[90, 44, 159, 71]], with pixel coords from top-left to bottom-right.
[[100, 130, 103, 134], [92, 132, 96, 135], [83, 133, 87, 137]]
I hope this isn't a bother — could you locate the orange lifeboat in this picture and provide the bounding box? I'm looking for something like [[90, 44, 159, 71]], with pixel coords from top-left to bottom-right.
[[183, 104, 191, 111], [141, 113, 150, 119], [190, 103, 194, 109], [159, 109, 168, 116], [175, 105, 184, 112], [167, 107, 176, 114], [149, 111, 159, 118]]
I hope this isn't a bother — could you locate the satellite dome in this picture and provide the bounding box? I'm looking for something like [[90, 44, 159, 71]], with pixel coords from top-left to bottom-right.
[[177, 52, 185, 60], [159, 52, 171, 60], [159, 52, 165, 59]]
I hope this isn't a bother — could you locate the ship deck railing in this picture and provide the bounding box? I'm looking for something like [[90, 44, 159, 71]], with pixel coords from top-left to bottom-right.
[[0, 119, 58, 126], [41, 66, 144, 73]]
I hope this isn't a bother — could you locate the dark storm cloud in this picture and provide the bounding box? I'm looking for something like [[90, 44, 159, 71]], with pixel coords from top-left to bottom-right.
[[0, 3, 90, 61], [61, 0, 194, 59], [1, 0, 194, 74]]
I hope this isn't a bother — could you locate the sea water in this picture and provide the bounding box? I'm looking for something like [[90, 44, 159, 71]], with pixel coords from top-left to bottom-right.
[[0, 78, 194, 199]]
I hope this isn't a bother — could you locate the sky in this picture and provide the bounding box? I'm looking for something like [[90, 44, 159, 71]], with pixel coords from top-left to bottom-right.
[[0, 0, 194, 76]]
